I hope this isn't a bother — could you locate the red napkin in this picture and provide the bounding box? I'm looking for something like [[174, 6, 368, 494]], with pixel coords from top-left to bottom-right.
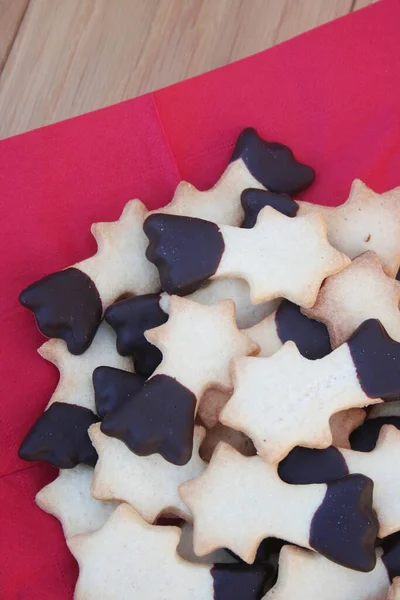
[[1, 0, 400, 597]]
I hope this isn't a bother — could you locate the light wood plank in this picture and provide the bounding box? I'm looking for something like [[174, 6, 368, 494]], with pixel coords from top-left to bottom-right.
[[0, 0, 355, 139], [0, 0, 29, 71], [352, 0, 380, 9]]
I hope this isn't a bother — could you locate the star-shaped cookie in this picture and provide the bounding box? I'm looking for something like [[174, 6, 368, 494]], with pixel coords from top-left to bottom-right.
[[101, 296, 258, 465], [151, 159, 264, 227], [39, 322, 133, 413], [165, 278, 279, 330], [69, 502, 268, 600], [264, 545, 389, 600], [303, 251, 400, 348], [389, 578, 400, 600], [77, 199, 160, 306], [35, 465, 117, 539], [89, 423, 206, 523], [326, 425, 400, 538], [298, 179, 400, 277], [180, 443, 378, 571], [147, 296, 259, 401], [150, 127, 314, 228], [20, 200, 160, 355], [279, 425, 400, 538], [145, 208, 350, 305], [68, 503, 214, 600], [220, 323, 391, 463], [217, 209, 350, 305]]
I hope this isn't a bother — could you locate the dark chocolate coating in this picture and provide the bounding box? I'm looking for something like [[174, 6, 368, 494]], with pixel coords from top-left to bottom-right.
[[251, 538, 285, 592], [144, 214, 224, 296], [18, 402, 99, 468], [382, 531, 400, 581], [241, 189, 298, 228], [278, 446, 349, 484], [212, 563, 271, 600], [93, 366, 145, 419], [105, 293, 167, 378], [225, 538, 285, 592], [396, 268, 400, 282], [350, 416, 400, 452], [230, 128, 315, 195], [275, 300, 332, 360], [101, 374, 196, 465], [253, 538, 286, 566], [19, 267, 102, 355], [309, 474, 378, 572], [348, 319, 400, 400]]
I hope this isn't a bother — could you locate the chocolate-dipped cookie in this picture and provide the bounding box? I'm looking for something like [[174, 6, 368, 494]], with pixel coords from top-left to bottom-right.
[[144, 208, 349, 303], [220, 320, 400, 464], [180, 443, 378, 572], [19, 402, 99, 468], [279, 424, 400, 538], [20, 200, 159, 354]]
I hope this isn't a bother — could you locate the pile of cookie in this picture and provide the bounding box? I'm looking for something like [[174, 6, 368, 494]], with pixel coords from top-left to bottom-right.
[[18, 128, 400, 600]]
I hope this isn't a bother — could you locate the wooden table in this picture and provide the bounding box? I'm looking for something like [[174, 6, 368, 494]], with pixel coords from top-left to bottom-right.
[[0, 0, 377, 140]]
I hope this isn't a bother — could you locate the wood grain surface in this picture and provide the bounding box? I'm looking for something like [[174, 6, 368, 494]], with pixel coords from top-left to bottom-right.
[[0, 0, 29, 71], [0, 0, 379, 140]]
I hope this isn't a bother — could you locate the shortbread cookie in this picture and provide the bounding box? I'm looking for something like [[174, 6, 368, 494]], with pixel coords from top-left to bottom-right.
[[92, 366, 145, 419], [101, 296, 258, 465], [241, 188, 298, 228], [262, 531, 400, 600], [303, 252, 400, 348], [150, 162, 264, 227], [151, 128, 314, 227], [35, 465, 117, 538], [19, 402, 98, 468], [39, 322, 133, 413], [106, 281, 277, 377], [68, 502, 269, 600], [389, 579, 400, 600], [245, 299, 331, 359], [19, 200, 160, 354], [89, 424, 206, 523], [279, 425, 400, 537], [146, 296, 258, 398], [263, 545, 390, 600], [298, 179, 400, 277], [329, 408, 366, 449], [144, 208, 350, 303], [220, 320, 400, 463], [350, 416, 400, 452], [179, 443, 378, 571], [173, 278, 279, 329]]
